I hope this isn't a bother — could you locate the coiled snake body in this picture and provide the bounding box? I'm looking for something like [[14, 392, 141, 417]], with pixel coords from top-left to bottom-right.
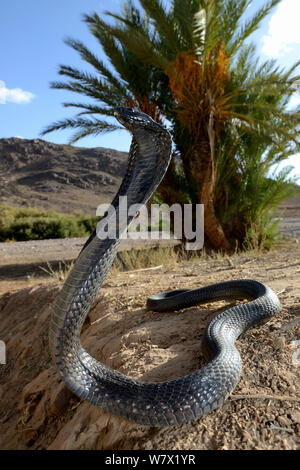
[[49, 107, 280, 427]]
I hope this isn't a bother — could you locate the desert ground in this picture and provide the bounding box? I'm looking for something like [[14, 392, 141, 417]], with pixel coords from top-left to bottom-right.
[[0, 194, 299, 450]]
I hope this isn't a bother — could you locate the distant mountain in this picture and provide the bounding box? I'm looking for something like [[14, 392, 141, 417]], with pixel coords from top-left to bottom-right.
[[0, 138, 128, 215], [0, 137, 299, 218], [278, 190, 300, 218]]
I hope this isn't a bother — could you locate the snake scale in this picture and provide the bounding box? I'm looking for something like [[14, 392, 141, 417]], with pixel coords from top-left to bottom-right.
[[49, 107, 280, 427]]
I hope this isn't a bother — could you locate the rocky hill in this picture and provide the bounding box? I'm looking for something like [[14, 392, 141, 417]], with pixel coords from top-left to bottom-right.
[[0, 138, 128, 215], [0, 137, 299, 218]]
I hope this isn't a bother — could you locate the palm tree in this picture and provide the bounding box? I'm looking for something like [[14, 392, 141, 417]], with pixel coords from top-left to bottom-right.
[[42, 0, 300, 250]]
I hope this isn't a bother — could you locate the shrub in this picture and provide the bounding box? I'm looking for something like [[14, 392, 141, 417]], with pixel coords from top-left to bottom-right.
[[0, 204, 99, 241]]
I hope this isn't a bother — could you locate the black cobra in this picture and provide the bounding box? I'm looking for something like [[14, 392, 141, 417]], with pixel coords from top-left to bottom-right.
[[49, 107, 280, 427]]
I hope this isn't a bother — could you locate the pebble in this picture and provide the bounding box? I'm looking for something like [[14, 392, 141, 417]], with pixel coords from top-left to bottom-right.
[[269, 323, 281, 331], [144, 440, 153, 450], [272, 336, 286, 350], [277, 415, 291, 428], [290, 410, 300, 424], [241, 430, 252, 443]]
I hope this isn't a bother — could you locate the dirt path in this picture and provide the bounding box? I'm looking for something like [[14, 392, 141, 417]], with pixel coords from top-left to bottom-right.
[[0, 243, 299, 450], [0, 235, 181, 284]]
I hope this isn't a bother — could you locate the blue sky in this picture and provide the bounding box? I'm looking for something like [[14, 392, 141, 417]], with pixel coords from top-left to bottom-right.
[[1, 0, 300, 181]]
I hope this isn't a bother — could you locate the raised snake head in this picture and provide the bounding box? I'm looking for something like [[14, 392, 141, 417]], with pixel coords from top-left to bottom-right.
[[114, 106, 163, 134]]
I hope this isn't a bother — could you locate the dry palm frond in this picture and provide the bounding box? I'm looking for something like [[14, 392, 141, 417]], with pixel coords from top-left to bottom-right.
[[126, 95, 164, 124]]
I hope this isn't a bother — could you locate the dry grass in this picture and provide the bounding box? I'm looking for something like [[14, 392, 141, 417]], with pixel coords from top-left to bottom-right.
[[39, 260, 74, 282], [110, 245, 201, 273], [37, 240, 289, 284]]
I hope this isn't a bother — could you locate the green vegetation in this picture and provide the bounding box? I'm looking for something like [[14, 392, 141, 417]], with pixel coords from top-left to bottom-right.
[[41, 0, 300, 251], [0, 204, 99, 242]]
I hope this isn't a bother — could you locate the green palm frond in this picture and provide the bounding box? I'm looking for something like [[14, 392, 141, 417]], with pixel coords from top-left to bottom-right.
[[63, 38, 129, 96], [61, 102, 115, 117], [41, 117, 122, 144], [102, 23, 169, 70], [220, 0, 250, 43], [83, 12, 138, 84], [229, 0, 281, 53], [138, 0, 183, 53], [172, 0, 202, 49]]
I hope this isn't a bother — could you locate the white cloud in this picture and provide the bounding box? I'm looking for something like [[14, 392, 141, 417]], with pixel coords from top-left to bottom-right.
[[262, 0, 300, 57], [272, 153, 300, 183], [0, 80, 35, 104], [287, 92, 300, 110]]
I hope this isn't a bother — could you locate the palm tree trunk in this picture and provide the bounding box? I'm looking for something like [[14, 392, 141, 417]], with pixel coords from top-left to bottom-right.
[[201, 182, 231, 250], [187, 144, 230, 251]]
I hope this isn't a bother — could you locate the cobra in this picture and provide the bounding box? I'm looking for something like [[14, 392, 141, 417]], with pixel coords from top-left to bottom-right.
[[49, 107, 280, 427]]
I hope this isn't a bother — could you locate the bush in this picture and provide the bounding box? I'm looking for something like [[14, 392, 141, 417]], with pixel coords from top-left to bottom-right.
[[0, 204, 99, 241]]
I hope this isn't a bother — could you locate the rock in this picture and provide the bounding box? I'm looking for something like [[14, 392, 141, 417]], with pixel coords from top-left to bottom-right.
[[50, 383, 73, 416], [277, 416, 291, 428], [269, 323, 281, 331], [241, 430, 253, 444], [144, 440, 153, 450], [290, 411, 300, 424], [272, 336, 286, 350]]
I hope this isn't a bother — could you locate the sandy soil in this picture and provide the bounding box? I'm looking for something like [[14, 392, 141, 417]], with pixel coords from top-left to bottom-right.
[[0, 242, 299, 450]]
